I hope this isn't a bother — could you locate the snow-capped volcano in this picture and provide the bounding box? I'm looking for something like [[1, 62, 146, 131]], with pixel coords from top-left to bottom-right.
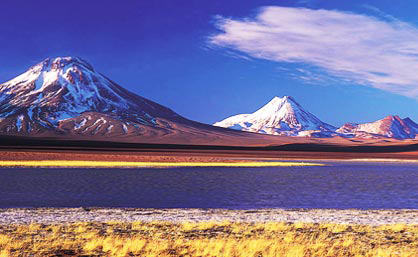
[[214, 96, 336, 137], [0, 57, 191, 136], [337, 115, 418, 139]]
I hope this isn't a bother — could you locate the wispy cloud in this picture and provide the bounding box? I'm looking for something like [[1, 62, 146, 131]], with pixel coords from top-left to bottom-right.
[[210, 6, 418, 98]]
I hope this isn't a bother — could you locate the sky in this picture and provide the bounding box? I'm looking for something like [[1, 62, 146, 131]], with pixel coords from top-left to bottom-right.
[[1, 0, 418, 126]]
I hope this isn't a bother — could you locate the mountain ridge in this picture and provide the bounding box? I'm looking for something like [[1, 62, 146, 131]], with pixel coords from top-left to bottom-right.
[[1, 56, 417, 143]]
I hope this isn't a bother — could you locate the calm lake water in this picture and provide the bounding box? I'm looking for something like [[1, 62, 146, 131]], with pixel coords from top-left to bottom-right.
[[0, 162, 417, 209]]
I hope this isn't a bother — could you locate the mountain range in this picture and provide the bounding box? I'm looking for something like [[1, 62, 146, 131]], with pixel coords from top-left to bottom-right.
[[0, 56, 417, 144], [336, 116, 418, 139], [214, 96, 418, 140]]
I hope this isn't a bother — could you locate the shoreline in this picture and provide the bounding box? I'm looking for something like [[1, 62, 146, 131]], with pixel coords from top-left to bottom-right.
[[1, 149, 417, 163], [0, 151, 417, 168], [0, 159, 416, 169], [0, 160, 324, 168], [228, 157, 418, 163], [1, 208, 417, 226], [0, 158, 416, 169]]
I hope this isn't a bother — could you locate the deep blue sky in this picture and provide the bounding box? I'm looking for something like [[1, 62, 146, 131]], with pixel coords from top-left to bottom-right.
[[1, 0, 418, 126]]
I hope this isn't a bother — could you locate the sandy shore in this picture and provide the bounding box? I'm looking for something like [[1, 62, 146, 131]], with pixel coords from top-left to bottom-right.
[[0, 208, 416, 225]]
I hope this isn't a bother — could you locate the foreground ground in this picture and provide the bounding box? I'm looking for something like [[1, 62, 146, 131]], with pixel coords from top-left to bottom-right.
[[0, 209, 417, 256], [0, 219, 416, 256]]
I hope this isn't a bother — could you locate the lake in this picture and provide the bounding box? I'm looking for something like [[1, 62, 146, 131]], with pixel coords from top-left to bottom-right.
[[0, 162, 416, 209]]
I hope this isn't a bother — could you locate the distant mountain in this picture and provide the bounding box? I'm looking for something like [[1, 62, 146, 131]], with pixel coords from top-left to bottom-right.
[[214, 96, 336, 137], [337, 115, 418, 139]]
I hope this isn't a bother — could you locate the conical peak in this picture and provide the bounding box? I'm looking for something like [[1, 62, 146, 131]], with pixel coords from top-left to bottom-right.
[[252, 96, 305, 122], [263, 96, 300, 111], [0, 56, 183, 128], [262, 96, 288, 111], [214, 95, 336, 134]]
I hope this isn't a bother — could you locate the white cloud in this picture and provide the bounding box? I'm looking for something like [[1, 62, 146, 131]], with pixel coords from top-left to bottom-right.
[[210, 6, 418, 98]]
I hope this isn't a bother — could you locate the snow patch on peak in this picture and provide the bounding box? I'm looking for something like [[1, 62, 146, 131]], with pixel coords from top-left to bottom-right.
[[16, 115, 24, 132], [34, 56, 95, 72], [264, 96, 294, 107], [3, 56, 94, 89]]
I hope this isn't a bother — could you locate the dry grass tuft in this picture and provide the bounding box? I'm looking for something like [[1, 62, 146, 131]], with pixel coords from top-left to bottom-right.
[[0, 221, 416, 256]]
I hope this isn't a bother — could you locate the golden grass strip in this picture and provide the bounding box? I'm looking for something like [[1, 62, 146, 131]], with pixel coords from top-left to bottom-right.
[[0, 160, 324, 167], [0, 221, 416, 257]]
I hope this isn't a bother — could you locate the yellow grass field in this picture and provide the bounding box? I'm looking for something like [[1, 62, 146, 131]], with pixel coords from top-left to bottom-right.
[[0, 160, 324, 167], [0, 221, 416, 256]]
